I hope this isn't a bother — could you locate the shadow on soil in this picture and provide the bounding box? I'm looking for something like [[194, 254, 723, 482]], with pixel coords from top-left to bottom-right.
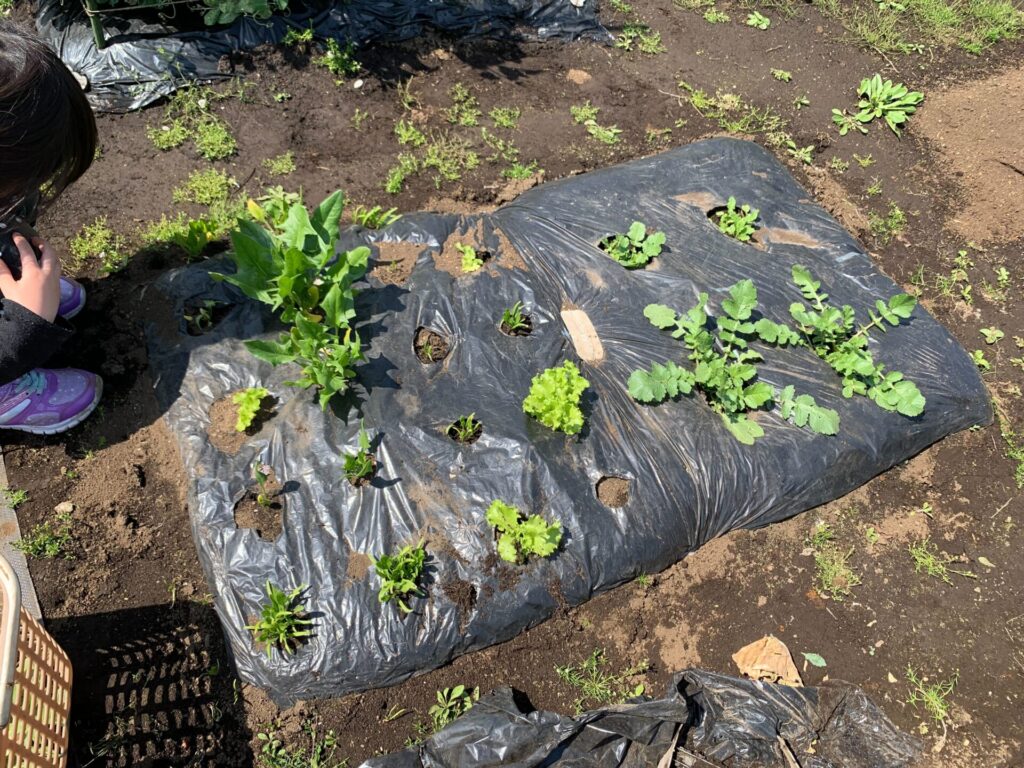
[[49, 601, 253, 767]]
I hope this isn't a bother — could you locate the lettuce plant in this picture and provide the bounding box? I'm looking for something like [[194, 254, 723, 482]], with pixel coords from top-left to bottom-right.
[[232, 386, 270, 431], [485, 500, 562, 564], [523, 361, 590, 435]]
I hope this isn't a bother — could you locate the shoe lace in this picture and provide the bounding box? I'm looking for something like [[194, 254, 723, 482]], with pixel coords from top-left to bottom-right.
[[14, 370, 46, 396]]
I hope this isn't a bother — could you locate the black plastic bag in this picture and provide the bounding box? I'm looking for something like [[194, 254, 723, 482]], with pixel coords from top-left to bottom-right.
[[35, 0, 608, 112], [358, 670, 921, 768], [145, 138, 989, 704]]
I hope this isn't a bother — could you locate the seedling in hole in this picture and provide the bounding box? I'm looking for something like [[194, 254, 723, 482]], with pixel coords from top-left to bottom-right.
[[599, 221, 666, 269], [523, 361, 590, 435], [429, 685, 478, 732], [245, 581, 312, 658], [500, 300, 531, 335], [455, 243, 484, 272], [253, 462, 273, 507], [342, 422, 375, 486], [715, 197, 759, 241], [232, 387, 270, 432], [183, 300, 221, 334], [584, 120, 622, 145], [372, 543, 426, 614], [448, 414, 482, 443], [486, 500, 562, 564]]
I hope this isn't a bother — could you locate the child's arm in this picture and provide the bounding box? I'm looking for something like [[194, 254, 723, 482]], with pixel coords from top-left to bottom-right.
[[0, 234, 73, 383]]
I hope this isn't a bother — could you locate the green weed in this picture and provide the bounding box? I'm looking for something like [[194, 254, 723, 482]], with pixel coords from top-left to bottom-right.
[[1, 487, 28, 508], [315, 39, 360, 78], [771, 68, 792, 82], [906, 666, 956, 725], [262, 151, 296, 176], [13, 513, 74, 559], [806, 523, 861, 600], [570, 101, 600, 124], [423, 135, 479, 187], [502, 161, 539, 180], [173, 168, 236, 207], [868, 202, 907, 242], [257, 722, 345, 768], [395, 119, 427, 147], [908, 538, 976, 583], [445, 83, 481, 127], [69, 217, 127, 273], [555, 649, 648, 714], [616, 21, 666, 53], [146, 119, 189, 150], [385, 153, 420, 195]]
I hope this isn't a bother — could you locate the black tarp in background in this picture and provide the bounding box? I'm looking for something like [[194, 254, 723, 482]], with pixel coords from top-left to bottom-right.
[[358, 671, 922, 768], [144, 138, 990, 705], [34, 0, 609, 112]]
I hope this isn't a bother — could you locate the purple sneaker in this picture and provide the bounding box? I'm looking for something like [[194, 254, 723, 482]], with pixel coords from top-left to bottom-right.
[[0, 369, 102, 435], [58, 277, 86, 320]]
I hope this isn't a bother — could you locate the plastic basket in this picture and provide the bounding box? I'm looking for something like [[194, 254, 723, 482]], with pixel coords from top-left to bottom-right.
[[0, 556, 71, 768]]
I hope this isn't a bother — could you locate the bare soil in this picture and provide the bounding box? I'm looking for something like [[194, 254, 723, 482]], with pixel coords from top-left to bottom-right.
[[5, 0, 1024, 765]]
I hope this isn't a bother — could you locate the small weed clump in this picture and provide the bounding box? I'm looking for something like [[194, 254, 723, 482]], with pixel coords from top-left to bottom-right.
[[146, 83, 238, 161], [502, 161, 539, 180], [315, 39, 360, 78], [385, 153, 420, 195], [70, 217, 128, 273], [746, 11, 770, 29], [13, 513, 74, 559], [262, 151, 296, 176], [246, 581, 313, 658], [771, 68, 792, 82], [570, 101, 600, 125], [257, 723, 343, 768], [428, 685, 478, 732], [868, 202, 907, 242], [394, 119, 426, 147], [146, 119, 189, 150], [906, 666, 957, 725], [372, 544, 426, 614], [615, 21, 666, 54], [523, 361, 590, 435], [806, 522, 862, 600], [489, 106, 521, 129], [194, 118, 237, 160], [1, 487, 28, 508], [173, 168, 236, 207], [556, 649, 648, 714]]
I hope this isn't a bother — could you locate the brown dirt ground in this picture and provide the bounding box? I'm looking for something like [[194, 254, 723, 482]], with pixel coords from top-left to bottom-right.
[[4, 0, 1024, 765]]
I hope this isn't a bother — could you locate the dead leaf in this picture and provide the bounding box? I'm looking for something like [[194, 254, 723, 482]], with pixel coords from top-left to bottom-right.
[[732, 635, 803, 686]]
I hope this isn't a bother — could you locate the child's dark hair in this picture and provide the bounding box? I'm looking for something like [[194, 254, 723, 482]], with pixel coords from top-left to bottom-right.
[[0, 21, 97, 221]]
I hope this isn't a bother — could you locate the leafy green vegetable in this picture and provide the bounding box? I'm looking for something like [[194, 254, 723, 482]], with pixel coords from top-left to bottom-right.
[[629, 280, 837, 444], [455, 243, 484, 272], [245, 581, 312, 658], [523, 361, 590, 435], [485, 500, 562, 564], [216, 192, 369, 410], [372, 544, 426, 614], [854, 74, 924, 136], [715, 197, 759, 241], [232, 386, 270, 432], [788, 265, 925, 417], [599, 221, 667, 269]]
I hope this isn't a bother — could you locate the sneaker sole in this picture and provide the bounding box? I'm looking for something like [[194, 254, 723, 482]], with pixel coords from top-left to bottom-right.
[[0, 378, 103, 436]]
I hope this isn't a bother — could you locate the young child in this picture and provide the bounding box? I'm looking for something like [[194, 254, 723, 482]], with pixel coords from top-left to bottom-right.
[[0, 21, 102, 434]]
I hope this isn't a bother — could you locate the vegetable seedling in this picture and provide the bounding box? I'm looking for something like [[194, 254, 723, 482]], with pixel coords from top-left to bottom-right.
[[245, 581, 312, 658], [372, 544, 426, 614], [448, 414, 482, 444], [486, 500, 562, 564], [455, 243, 484, 272], [598, 222, 666, 269], [715, 197, 759, 242], [500, 300, 532, 335], [342, 422, 375, 486], [523, 361, 590, 435], [252, 461, 274, 507], [429, 686, 478, 732], [232, 387, 270, 432], [789, 265, 925, 416], [353, 205, 401, 229]]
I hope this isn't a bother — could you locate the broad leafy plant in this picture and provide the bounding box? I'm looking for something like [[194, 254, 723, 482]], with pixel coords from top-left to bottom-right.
[[232, 386, 270, 431], [372, 544, 426, 614], [599, 222, 666, 269], [448, 413, 482, 443], [715, 197, 759, 242], [854, 74, 924, 136], [500, 300, 531, 334], [486, 500, 562, 564], [245, 581, 312, 658], [788, 265, 925, 416], [523, 361, 590, 435], [629, 280, 838, 444], [217, 192, 370, 409]]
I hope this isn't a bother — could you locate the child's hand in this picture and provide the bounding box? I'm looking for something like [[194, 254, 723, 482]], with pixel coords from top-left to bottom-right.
[[0, 234, 61, 323]]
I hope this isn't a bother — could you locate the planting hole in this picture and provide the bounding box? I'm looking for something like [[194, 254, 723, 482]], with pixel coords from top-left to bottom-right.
[[596, 476, 630, 507], [447, 415, 483, 444], [415, 327, 450, 363], [183, 300, 231, 336], [706, 202, 762, 245], [234, 468, 284, 542]]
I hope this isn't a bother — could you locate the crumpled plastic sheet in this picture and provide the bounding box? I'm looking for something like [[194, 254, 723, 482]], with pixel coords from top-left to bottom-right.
[[358, 670, 921, 768], [35, 0, 609, 112], [145, 138, 990, 705]]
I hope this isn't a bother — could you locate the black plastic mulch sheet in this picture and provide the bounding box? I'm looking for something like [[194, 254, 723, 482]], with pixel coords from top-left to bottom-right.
[[145, 138, 990, 704], [358, 670, 921, 768], [35, 0, 608, 112]]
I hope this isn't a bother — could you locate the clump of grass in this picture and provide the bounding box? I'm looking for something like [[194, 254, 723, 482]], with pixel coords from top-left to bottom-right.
[[806, 522, 861, 600], [395, 119, 426, 147], [906, 666, 957, 725], [445, 83, 481, 127], [423, 134, 480, 188], [556, 649, 648, 714], [70, 217, 128, 273], [869, 202, 907, 242], [13, 513, 74, 559], [489, 106, 521, 129], [262, 151, 296, 176], [147, 83, 238, 161], [385, 153, 420, 195], [908, 538, 976, 583], [503, 161, 539, 180], [570, 101, 600, 124]]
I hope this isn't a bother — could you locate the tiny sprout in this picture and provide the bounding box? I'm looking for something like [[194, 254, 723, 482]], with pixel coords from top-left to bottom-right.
[[253, 462, 273, 507]]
